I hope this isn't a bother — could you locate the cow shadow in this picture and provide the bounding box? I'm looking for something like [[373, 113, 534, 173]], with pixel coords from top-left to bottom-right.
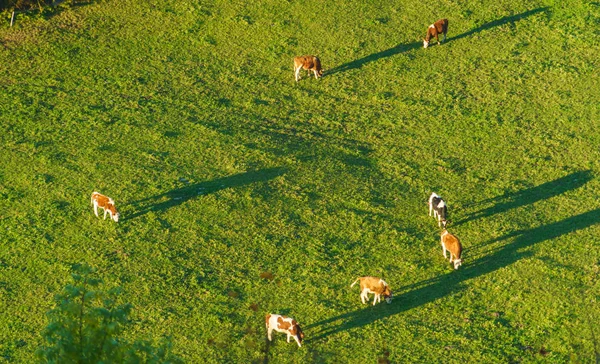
[[123, 167, 286, 220], [327, 7, 550, 76], [448, 7, 550, 44], [455, 170, 592, 225], [306, 207, 600, 341], [327, 42, 422, 76]]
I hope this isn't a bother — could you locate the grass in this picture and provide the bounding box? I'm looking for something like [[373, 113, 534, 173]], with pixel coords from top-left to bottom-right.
[[1, 0, 600, 362]]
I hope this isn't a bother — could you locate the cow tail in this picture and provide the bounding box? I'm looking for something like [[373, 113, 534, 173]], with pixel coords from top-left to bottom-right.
[[350, 278, 360, 288]]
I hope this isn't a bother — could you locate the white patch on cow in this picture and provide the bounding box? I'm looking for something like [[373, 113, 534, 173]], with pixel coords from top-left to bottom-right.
[[429, 24, 435, 28], [423, 40, 429, 48], [437, 200, 446, 208]]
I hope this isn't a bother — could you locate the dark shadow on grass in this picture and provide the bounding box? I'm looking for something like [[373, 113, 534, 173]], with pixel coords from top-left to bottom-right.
[[123, 167, 286, 221], [326, 42, 422, 76], [327, 7, 549, 76], [456, 170, 592, 225], [449, 7, 550, 44], [261, 337, 271, 364], [306, 207, 600, 342]]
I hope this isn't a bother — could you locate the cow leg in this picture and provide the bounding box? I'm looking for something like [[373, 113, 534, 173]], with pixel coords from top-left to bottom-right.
[[360, 290, 367, 304], [441, 240, 447, 258], [267, 327, 273, 341], [93, 203, 99, 217], [436, 33, 440, 45], [103, 209, 108, 220], [295, 66, 302, 82], [373, 294, 378, 305], [313, 70, 319, 79], [287, 333, 291, 343], [429, 204, 433, 216], [294, 335, 302, 347]]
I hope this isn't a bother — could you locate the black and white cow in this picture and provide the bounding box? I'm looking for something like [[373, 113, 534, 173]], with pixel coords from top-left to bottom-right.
[[428, 192, 448, 228]]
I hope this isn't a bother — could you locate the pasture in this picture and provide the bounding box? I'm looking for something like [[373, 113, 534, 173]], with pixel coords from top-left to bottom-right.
[[1, 0, 599, 362]]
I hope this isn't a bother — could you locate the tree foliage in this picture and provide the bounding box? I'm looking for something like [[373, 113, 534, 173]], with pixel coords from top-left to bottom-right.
[[36, 264, 180, 363], [0, 0, 50, 11]]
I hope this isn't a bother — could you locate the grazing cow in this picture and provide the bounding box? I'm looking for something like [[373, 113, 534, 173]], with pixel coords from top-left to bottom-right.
[[265, 314, 305, 347], [441, 229, 463, 269], [428, 192, 448, 228], [423, 18, 448, 48], [293, 55, 323, 82], [350, 276, 393, 305], [91, 192, 120, 222]]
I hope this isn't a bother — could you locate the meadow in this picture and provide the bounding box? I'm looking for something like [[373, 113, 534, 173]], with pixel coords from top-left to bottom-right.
[[1, 0, 600, 362]]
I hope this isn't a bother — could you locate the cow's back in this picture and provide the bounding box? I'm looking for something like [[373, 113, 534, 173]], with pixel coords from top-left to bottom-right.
[[294, 55, 320, 71], [443, 233, 462, 257]]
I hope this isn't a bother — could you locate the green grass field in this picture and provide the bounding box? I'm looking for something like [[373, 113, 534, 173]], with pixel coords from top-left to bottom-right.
[[1, 0, 600, 362]]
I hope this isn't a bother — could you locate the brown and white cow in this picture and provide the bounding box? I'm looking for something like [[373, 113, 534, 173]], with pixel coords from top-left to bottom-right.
[[350, 276, 393, 305], [423, 18, 449, 48], [441, 229, 462, 269], [265, 314, 305, 347], [91, 192, 120, 222], [293, 55, 323, 82]]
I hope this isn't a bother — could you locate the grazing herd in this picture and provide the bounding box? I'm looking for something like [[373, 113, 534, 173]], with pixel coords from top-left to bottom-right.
[[91, 188, 461, 348], [91, 18, 458, 350]]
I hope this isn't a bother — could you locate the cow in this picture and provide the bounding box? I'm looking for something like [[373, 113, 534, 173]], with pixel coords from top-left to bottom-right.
[[428, 192, 448, 228], [265, 314, 305, 347], [441, 229, 463, 269], [423, 18, 448, 48], [350, 276, 393, 305], [293, 55, 323, 82], [91, 192, 120, 222]]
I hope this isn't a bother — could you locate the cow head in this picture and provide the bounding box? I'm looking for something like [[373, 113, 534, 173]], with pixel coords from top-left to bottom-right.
[[111, 212, 120, 222], [423, 39, 429, 48], [291, 323, 305, 344], [383, 287, 393, 304], [453, 259, 462, 270]]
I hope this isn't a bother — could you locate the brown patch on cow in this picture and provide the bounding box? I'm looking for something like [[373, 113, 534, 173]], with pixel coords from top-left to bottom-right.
[[265, 314, 271, 327], [249, 303, 259, 311], [260, 271, 274, 280], [288, 320, 298, 335], [277, 316, 292, 331]]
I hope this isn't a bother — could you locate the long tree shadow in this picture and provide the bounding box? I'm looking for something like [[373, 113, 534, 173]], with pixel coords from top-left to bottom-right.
[[456, 170, 592, 225], [306, 207, 600, 341], [123, 167, 286, 220], [327, 7, 549, 76]]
